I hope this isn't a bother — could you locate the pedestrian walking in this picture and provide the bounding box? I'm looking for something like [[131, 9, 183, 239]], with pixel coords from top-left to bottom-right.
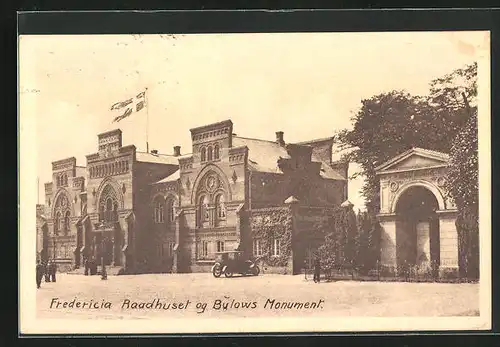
[[90, 258, 97, 275], [44, 260, 51, 282], [101, 265, 107, 280], [36, 260, 44, 289], [313, 256, 321, 283], [49, 260, 57, 282]]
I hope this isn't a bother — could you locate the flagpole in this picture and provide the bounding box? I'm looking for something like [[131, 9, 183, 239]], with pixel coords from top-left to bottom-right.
[[145, 87, 149, 153]]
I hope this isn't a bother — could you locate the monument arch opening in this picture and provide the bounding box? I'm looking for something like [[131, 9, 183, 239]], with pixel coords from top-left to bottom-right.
[[394, 186, 440, 275]]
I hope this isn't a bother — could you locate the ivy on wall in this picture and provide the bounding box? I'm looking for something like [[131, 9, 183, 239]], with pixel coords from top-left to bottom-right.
[[250, 208, 293, 267], [309, 204, 387, 275], [456, 209, 479, 280]]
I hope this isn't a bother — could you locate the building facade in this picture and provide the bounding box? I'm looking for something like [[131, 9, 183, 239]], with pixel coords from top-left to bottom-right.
[[37, 120, 348, 274]]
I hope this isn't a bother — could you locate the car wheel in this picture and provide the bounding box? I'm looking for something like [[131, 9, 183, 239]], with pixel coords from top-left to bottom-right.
[[252, 266, 260, 276], [224, 270, 233, 278], [212, 264, 222, 278]]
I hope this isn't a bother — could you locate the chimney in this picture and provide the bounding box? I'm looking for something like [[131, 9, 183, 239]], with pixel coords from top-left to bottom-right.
[[150, 149, 158, 155], [173, 146, 181, 157], [276, 131, 285, 146]]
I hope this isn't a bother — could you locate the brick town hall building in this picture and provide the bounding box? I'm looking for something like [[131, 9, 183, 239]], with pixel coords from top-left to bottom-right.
[[35, 120, 462, 277], [36, 120, 350, 275]]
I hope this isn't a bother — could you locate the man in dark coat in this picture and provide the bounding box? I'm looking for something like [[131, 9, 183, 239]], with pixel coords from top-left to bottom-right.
[[313, 256, 321, 283], [49, 261, 57, 282], [44, 260, 51, 282], [90, 258, 97, 275], [84, 256, 89, 276], [36, 261, 44, 289]]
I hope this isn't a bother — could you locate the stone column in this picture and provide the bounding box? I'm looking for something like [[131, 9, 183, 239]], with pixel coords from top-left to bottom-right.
[[284, 199, 299, 275], [111, 227, 116, 266], [70, 220, 79, 269], [172, 210, 181, 273], [234, 203, 246, 255], [378, 214, 398, 272], [437, 210, 459, 277], [118, 212, 132, 271]]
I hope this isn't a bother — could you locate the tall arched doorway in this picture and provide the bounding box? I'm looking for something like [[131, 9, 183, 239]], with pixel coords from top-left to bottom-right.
[[394, 186, 440, 275], [91, 183, 122, 267]]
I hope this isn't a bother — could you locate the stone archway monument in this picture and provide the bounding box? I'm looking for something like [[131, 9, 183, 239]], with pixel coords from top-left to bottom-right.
[[375, 148, 459, 278]]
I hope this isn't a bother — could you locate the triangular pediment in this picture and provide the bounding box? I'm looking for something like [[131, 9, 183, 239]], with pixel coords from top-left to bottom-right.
[[375, 148, 449, 173]]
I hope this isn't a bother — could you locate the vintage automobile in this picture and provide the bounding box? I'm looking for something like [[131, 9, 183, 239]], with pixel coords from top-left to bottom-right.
[[211, 251, 260, 278]]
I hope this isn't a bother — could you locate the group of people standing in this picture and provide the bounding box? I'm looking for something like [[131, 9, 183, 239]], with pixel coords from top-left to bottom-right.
[[35, 259, 57, 289]]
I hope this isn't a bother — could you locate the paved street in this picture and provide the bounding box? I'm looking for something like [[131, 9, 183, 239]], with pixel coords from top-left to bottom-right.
[[36, 273, 479, 320]]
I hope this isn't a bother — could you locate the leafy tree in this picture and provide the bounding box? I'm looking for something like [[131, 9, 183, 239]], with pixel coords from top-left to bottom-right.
[[441, 64, 478, 279], [335, 62, 477, 213]]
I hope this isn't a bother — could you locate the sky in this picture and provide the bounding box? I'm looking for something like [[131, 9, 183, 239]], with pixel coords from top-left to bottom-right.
[[19, 31, 488, 211]]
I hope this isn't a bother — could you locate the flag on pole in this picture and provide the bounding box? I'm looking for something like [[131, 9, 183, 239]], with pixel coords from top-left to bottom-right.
[[110, 90, 147, 122]]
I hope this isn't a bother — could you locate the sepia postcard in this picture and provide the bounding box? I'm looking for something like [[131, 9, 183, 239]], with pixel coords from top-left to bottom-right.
[[19, 30, 491, 334]]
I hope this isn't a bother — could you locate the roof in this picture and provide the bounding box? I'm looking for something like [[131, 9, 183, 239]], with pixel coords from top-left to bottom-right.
[[136, 152, 180, 166], [295, 137, 334, 145], [233, 136, 289, 174], [375, 147, 449, 172], [232, 136, 345, 180], [284, 196, 299, 204], [317, 161, 346, 180], [341, 200, 354, 208], [153, 169, 180, 184]]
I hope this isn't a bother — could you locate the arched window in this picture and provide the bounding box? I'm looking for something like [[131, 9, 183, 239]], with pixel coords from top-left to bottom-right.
[[166, 198, 175, 223], [153, 197, 164, 223], [197, 195, 208, 227], [201, 147, 206, 162], [64, 210, 71, 233], [207, 146, 213, 161], [53, 193, 71, 234], [99, 185, 120, 223], [215, 194, 226, 219], [106, 198, 113, 221], [214, 144, 220, 160], [56, 175, 61, 187], [99, 205, 105, 221], [54, 211, 61, 235]]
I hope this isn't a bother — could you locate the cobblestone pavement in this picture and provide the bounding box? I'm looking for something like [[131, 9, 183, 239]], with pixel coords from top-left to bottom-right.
[[36, 273, 479, 320]]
